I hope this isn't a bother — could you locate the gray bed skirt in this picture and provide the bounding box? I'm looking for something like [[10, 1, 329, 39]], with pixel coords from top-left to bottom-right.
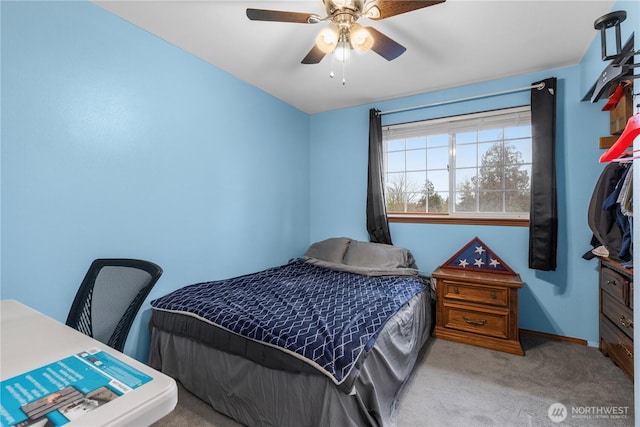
[[148, 290, 433, 427]]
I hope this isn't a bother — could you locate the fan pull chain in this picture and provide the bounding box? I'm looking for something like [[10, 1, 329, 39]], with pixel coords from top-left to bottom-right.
[[328, 56, 346, 85], [342, 60, 346, 85]]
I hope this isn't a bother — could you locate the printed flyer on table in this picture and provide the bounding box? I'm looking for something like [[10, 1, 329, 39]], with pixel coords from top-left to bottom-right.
[[0, 348, 152, 427]]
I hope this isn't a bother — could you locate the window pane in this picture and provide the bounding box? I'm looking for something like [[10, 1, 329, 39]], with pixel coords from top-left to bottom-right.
[[406, 136, 426, 150], [406, 149, 426, 171], [386, 179, 406, 212], [386, 151, 405, 173], [427, 134, 448, 148], [428, 191, 449, 213], [505, 190, 530, 212], [455, 144, 476, 168], [406, 192, 425, 212], [505, 125, 531, 139], [456, 168, 477, 191], [456, 131, 477, 144], [509, 138, 532, 164], [478, 128, 503, 142], [454, 189, 477, 212], [406, 171, 426, 190], [427, 146, 448, 170], [385, 172, 404, 189], [478, 165, 504, 190], [428, 170, 448, 192], [504, 164, 531, 191], [478, 141, 502, 166], [479, 190, 503, 212], [386, 139, 404, 152]]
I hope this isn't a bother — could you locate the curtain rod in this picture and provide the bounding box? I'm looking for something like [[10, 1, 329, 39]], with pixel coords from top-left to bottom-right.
[[379, 82, 546, 116]]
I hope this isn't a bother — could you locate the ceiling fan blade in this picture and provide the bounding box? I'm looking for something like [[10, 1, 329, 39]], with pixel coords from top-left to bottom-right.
[[246, 8, 317, 24], [366, 27, 406, 61], [365, 0, 445, 20], [302, 45, 326, 64]]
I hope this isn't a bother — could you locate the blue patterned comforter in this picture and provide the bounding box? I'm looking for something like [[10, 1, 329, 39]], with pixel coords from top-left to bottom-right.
[[150, 259, 426, 386]]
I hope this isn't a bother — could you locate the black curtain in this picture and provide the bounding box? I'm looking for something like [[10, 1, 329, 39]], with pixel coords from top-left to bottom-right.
[[366, 108, 393, 244], [528, 77, 558, 271]]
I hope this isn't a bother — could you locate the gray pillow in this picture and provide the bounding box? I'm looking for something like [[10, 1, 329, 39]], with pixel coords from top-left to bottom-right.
[[304, 237, 352, 264], [343, 240, 415, 269]]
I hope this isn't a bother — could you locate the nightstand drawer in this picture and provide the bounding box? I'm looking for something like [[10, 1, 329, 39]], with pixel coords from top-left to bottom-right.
[[601, 291, 633, 339], [600, 266, 629, 304], [441, 280, 508, 307], [442, 304, 508, 339], [600, 314, 634, 380]]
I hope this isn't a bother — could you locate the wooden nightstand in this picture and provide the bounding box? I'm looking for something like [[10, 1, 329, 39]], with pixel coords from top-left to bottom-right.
[[432, 266, 524, 356]]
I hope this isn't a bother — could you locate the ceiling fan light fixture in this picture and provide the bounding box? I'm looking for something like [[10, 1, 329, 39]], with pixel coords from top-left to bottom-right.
[[333, 0, 356, 10], [365, 5, 380, 19], [350, 23, 373, 54], [333, 37, 351, 63], [315, 26, 339, 53]]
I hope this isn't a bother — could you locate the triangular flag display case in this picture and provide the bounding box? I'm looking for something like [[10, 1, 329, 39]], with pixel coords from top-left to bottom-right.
[[433, 237, 524, 356], [440, 236, 514, 274]]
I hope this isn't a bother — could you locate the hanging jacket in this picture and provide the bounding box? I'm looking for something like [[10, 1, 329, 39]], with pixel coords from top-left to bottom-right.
[[586, 162, 628, 261]]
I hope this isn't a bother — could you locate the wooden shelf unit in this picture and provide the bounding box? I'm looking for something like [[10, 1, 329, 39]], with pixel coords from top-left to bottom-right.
[[599, 257, 634, 381]]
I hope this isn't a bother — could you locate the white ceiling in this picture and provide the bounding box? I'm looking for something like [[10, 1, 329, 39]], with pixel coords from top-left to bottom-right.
[[94, 0, 616, 114]]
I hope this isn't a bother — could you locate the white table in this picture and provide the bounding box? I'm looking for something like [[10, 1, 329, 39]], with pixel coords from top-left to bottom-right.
[[0, 299, 177, 426]]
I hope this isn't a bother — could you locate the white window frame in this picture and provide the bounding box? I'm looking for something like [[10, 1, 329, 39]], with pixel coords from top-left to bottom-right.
[[382, 105, 532, 222]]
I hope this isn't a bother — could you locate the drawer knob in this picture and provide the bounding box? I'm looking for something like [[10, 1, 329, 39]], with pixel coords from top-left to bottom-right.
[[607, 279, 618, 287], [619, 316, 633, 329], [453, 287, 459, 294], [490, 291, 497, 299], [617, 342, 633, 359], [462, 315, 487, 326]]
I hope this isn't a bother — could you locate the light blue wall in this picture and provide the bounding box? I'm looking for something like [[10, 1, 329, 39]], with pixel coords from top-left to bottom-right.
[[310, 0, 638, 347], [1, 1, 310, 361]]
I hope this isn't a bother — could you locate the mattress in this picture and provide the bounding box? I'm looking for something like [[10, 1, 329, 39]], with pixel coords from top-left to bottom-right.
[[149, 259, 427, 393], [149, 290, 433, 426]]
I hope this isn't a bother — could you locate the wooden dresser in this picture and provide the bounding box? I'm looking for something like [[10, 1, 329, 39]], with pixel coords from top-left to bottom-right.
[[599, 258, 634, 381], [433, 266, 524, 356]]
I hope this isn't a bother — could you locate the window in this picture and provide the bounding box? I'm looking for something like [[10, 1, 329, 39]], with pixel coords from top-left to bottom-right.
[[383, 106, 531, 225]]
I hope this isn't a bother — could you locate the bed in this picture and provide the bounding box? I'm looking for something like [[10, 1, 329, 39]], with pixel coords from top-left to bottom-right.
[[148, 238, 434, 427]]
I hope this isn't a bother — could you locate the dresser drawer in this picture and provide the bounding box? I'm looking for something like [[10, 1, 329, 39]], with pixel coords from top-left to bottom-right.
[[600, 314, 634, 380], [441, 303, 508, 339], [441, 280, 508, 307], [602, 291, 634, 339], [600, 267, 629, 304]]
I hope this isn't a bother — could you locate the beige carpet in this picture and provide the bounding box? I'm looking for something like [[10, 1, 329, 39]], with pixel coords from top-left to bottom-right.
[[152, 334, 634, 426]]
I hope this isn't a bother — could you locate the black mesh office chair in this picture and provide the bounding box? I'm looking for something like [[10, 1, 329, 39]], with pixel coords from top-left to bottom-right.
[[66, 258, 163, 352]]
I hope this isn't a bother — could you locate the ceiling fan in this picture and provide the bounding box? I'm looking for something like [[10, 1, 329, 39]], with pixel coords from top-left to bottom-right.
[[246, 0, 445, 65]]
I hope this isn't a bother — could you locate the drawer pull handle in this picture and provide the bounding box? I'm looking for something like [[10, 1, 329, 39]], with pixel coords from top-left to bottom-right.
[[453, 287, 459, 294], [607, 280, 618, 287], [619, 316, 633, 329], [617, 342, 633, 359], [462, 315, 487, 326], [490, 291, 497, 299]]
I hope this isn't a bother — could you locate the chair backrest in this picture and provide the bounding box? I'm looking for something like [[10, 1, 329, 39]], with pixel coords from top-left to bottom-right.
[[65, 258, 163, 352]]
